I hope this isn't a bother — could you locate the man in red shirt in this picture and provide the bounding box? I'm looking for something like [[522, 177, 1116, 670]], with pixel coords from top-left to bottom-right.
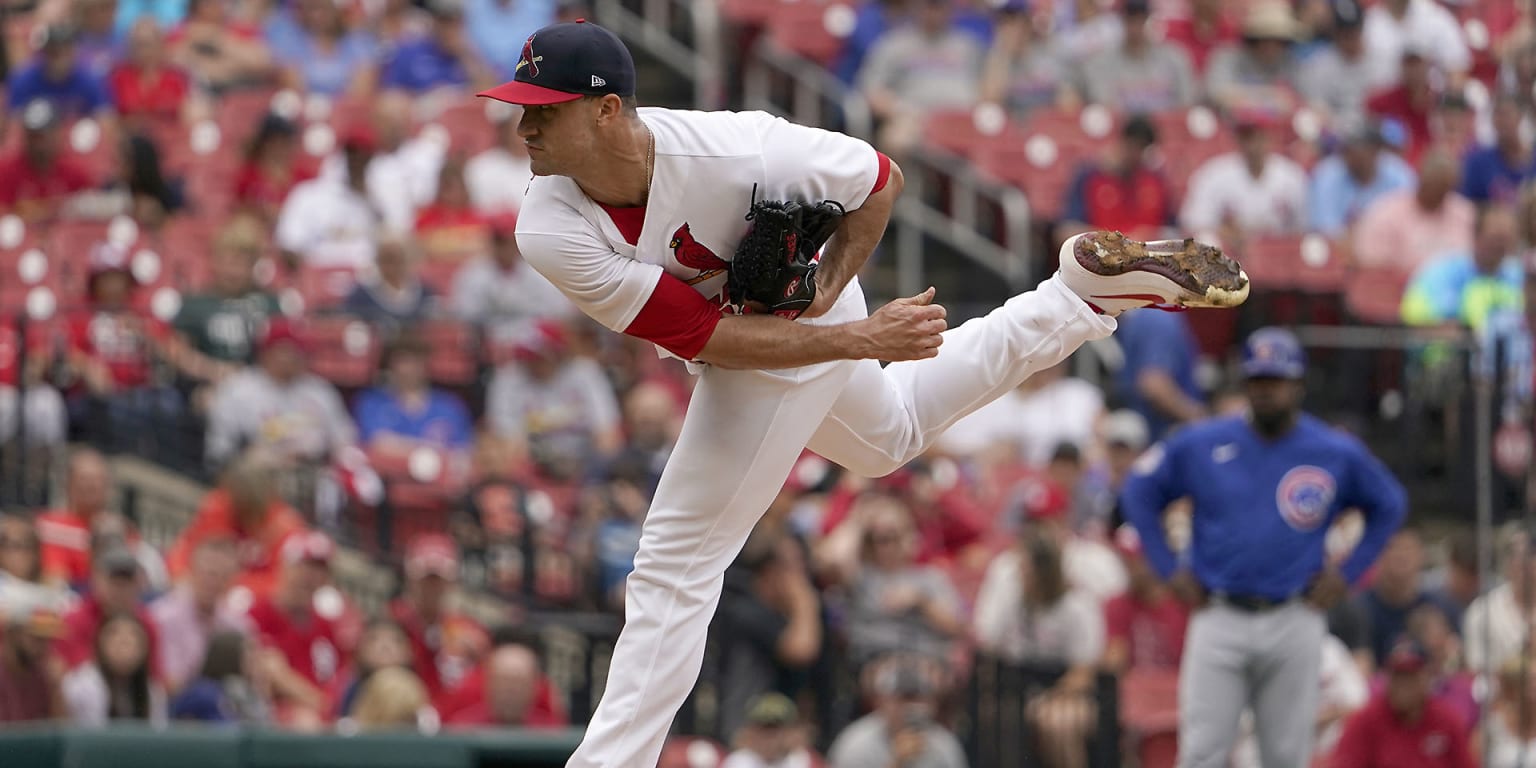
[[1102, 525, 1188, 674], [168, 449, 307, 597], [240, 530, 346, 725], [446, 637, 568, 729], [1330, 639, 1475, 768], [1367, 49, 1438, 167], [56, 540, 160, 672], [1159, 0, 1239, 74], [388, 534, 488, 712], [0, 100, 95, 222], [36, 447, 121, 587], [1058, 115, 1176, 245], [107, 19, 192, 131]]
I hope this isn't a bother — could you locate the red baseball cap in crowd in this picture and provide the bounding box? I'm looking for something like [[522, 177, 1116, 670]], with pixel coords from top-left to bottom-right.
[[404, 534, 460, 580], [1384, 638, 1429, 674], [281, 530, 336, 567], [1017, 476, 1070, 522], [339, 121, 379, 153], [513, 319, 570, 361], [478, 20, 637, 106], [259, 318, 306, 354]]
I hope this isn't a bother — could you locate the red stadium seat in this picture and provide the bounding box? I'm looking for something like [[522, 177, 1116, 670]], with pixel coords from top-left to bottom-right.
[[425, 98, 498, 157], [297, 265, 360, 313], [301, 316, 379, 387], [1237, 235, 1348, 295], [923, 108, 1024, 161], [971, 142, 1080, 223], [1344, 268, 1412, 326], [415, 319, 479, 387], [763, 0, 855, 68]]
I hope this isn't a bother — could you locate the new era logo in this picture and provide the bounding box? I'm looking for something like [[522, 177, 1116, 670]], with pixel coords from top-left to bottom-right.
[[591, 75, 607, 87]]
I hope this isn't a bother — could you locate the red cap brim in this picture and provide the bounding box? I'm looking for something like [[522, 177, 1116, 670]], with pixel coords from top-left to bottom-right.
[[478, 80, 584, 106]]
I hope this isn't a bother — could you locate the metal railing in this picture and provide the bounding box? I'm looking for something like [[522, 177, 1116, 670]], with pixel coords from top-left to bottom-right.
[[593, 0, 725, 110]]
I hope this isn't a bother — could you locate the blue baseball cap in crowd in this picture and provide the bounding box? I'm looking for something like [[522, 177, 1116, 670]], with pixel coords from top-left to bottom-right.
[[1241, 327, 1306, 380], [478, 20, 636, 106]]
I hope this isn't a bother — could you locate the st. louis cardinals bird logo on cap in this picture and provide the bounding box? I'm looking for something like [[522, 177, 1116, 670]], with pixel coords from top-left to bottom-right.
[[517, 36, 543, 78]]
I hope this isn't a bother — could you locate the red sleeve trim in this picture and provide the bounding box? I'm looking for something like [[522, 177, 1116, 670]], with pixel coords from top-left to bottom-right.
[[623, 272, 722, 361], [870, 151, 892, 196]]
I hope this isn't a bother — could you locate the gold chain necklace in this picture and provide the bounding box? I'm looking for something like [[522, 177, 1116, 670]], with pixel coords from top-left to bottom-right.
[[643, 123, 654, 202]]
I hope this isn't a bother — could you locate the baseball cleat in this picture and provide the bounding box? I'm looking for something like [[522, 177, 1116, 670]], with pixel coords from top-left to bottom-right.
[[1057, 231, 1250, 316]]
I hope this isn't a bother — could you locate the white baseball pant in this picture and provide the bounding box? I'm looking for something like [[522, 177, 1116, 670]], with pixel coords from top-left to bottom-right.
[[566, 275, 1117, 768]]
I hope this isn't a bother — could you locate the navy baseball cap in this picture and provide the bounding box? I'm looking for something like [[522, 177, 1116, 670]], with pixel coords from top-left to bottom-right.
[[1242, 327, 1306, 380], [478, 20, 636, 106]]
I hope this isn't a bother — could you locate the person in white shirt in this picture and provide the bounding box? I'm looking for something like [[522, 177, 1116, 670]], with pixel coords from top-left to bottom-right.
[[1362, 0, 1470, 90], [450, 214, 576, 343], [1180, 113, 1310, 240], [364, 92, 449, 234], [721, 693, 818, 768], [1465, 525, 1536, 678], [466, 110, 533, 215], [275, 126, 381, 270]]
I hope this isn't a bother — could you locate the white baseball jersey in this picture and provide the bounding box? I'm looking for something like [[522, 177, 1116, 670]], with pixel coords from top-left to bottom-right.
[[514, 108, 891, 363]]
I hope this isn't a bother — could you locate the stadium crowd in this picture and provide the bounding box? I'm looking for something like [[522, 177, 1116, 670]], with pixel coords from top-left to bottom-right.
[[0, 0, 1535, 766]]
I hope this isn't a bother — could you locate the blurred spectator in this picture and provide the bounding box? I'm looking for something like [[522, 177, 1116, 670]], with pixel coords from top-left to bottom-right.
[[235, 116, 317, 222], [1110, 309, 1204, 439], [166, 217, 282, 393], [388, 534, 488, 711], [1342, 528, 1462, 667], [1048, 0, 1124, 66], [1365, 49, 1439, 166], [375, 0, 494, 95], [0, 317, 67, 450], [1204, 1, 1303, 114], [415, 159, 490, 261], [350, 665, 432, 731], [61, 612, 167, 726], [713, 530, 822, 742], [111, 134, 186, 228], [591, 458, 649, 609], [838, 494, 962, 668], [612, 380, 684, 494], [1329, 639, 1474, 768], [1503, 43, 1536, 112], [169, 0, 276, 93], [205, 320, 357, 468], [1160, 0, 1239, 74], [34, 448, 115, 587], [1424, 531, 1478, 630], [1308, 119, 1416, 238], [835, 1, 917, 84], [361, 91, 448, 235], [1486, 651, 1536, 768], [341, 235, 437, 328], [486, 320, 622, 480], [1377, 603, 1477, 736], [266, 0, 378, 97], [1057, 115, 1175, 243], [1463, 526, 1536, 674], [464, 0, 555, 81], [722, 692, 817, 768], [1298, 0, 1375, 129], [1079, 409, 1151, 532], [75, 0, 124, 77], [148, 536, 240, 693], [973, 531, 1101, 768], [355, 335, 472, 454], [1181, 112, 1309, 240], [0, 100, 97, 223], [937, 358, 1104, 467], [107, 19, 196, 132], [274, 123, 381, 269], [451, 214, 576, 341], [856, 0, 983, 155], [169, 630, 273, 723], [0, 609, 66, 722], [1079, 0, 1195, 113], [978, 1, 1076, 119], [0, 515, 74, 620], [57, 539, 160, 671], [826, 657, 967, 768], [239, 530, 345, 725], [1461, 97, 1535, 206], [1352, 149, 1475, 274], [1361, 0, 1469, 91], [116, 0, 189, 35], [334, 618, 412, 716], [1401, 205, 1521, 332], [1101, 526, 1186, 675], [5, 25, 113, 121], [465, 111, 532, 215], [446, 640, 567, 727], [168, 449, 307, 596]]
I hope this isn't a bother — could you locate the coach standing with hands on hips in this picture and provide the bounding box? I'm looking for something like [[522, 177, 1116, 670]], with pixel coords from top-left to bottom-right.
[[1122, 327, 1406, 768]]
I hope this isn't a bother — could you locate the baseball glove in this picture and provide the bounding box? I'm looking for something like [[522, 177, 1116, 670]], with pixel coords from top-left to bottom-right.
[[726, 195, 846, 319]]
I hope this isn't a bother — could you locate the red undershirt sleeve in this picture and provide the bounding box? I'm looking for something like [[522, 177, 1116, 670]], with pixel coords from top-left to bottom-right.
[[622, 271, 722, 361], [870, 151, 892, 197]]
